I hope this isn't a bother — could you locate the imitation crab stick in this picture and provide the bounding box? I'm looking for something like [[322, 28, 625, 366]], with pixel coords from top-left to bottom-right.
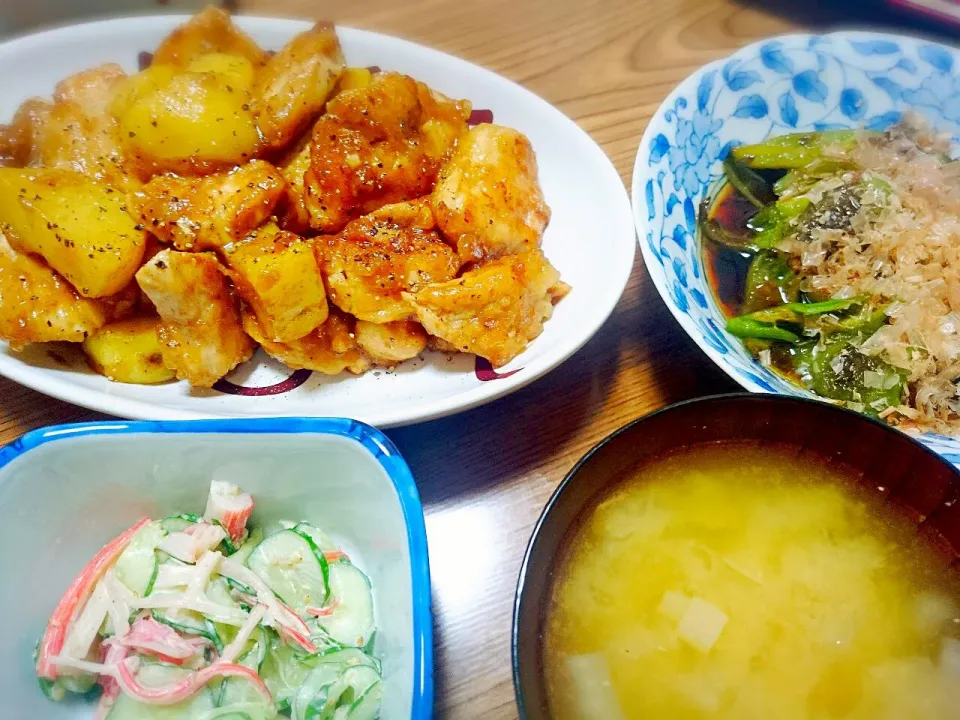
[[37, 517, 151, 680], [305, 599, 340, 617], [115, 657, 272, 706], [204, 480, 254, 545]]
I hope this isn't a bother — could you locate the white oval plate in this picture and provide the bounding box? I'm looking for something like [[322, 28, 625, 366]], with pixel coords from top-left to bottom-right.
[[0, 15, 635, 426]]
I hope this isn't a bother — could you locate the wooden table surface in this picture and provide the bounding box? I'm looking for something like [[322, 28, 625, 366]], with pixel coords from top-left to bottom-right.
[[0, 0, 953, 717]]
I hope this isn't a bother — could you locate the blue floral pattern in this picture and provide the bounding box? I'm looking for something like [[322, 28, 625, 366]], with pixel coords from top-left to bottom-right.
[[635, 31, 960, 465]]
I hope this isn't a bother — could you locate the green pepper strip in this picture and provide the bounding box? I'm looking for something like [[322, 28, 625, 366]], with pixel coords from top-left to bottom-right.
[[727, 316, 800, 342], [726, 297, 864, 343], [747, 197, 811, 249], [731, 130, 859, 169], [722, 155, 776, 208]]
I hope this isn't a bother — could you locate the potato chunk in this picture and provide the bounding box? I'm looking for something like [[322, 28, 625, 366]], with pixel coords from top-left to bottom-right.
[[130, 160, 286, 251], [305, 73, 471, 232], [252, 22, 344, 151], [151, 6, 267, 68], [320, 200, 459, 323], [433, 124, 550, 262], [334, 67, 374, 94], [116, 61, 260, 176], [243, 308, 369, 375], [0, 234, 118, 349], [403, 249, 562, 367], [355, 320, 427, 365], [0, 168, 147, 297], [223, 223, 328, 343], [136, 249, 255, 387], [82, 317, 175, 384]]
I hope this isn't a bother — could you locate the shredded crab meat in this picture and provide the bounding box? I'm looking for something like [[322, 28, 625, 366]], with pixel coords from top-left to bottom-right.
[[158, 524, 225, 564], [219, 556, 314, 640], [152, 562, 199, 591], [37, 517, 151, 680], [133, 591, 249, 626], [219, 604, 267, 664], [61, 582, 111, 661], [106, 617, 205, 662], [132, 551, 248, 625], [115, 656, 272, 706]]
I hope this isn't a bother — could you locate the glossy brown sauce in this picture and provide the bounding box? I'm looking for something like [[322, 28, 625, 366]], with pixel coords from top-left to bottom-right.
[[701, 183, 755, 318]]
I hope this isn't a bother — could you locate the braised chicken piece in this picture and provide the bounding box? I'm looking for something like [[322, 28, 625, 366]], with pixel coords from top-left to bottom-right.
[[276, 137, 313, 234], [243, 307, 369, 375], [130, 160, 287, 251], [355, 320, 428, 366], [320, 200, 459, 323], [136, 249, 255, 387], [304, 73, 471, 232], [404, 249, 563, 367], [252, 22, 344, 151], [433, 124, 550, 263], [151, 6, 267, 68], [0, 234, 132, 350], [0, 65, 138, 190], [222, 223, 328, 343]]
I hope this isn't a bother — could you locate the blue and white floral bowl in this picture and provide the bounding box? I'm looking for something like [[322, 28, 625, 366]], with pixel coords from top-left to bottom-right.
[[633, 31, 960, 467]]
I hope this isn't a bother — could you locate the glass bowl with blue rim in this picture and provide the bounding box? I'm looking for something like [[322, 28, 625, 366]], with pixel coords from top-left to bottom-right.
[[633, 31, 960, 467], [0, 417, 432, 719]]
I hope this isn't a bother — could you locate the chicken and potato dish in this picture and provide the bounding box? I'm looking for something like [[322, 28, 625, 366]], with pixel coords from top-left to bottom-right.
[[0, 6, 567, 388]]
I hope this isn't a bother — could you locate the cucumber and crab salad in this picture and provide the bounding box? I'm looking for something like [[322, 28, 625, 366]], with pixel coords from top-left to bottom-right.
[[35, 481, 381, 720]]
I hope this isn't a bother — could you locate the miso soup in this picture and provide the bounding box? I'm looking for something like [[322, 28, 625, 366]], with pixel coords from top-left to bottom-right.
[[543, 443, 960, 719]]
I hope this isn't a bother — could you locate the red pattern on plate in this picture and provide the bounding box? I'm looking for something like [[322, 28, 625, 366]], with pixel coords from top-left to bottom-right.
[[474, 357, 521, 381], [468, 109, 494, 126], [213, 369, 313, 396]]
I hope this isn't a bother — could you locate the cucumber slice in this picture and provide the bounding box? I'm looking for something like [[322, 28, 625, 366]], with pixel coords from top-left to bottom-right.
[[345, 679, 382, 720], [261, 639, 314, 712], [153, 608, 223, 652], [246, 529, 329, 611], [38, 672, 98, 702], [208, 575, 241, 610], [311, 563, 375, 648], [292, 662, 346, 720], [114, 520, 165, 597], [206, 710, 273, 720], [294, 523, 339, 554], [301, 665, 381, 720], [160, 513, 203, 534], [308, 626, 347, 653], [107, 664, 216, 719], [231, 526, 264, 567], [309, 648, 380, 675], [208, 576, 245, 647], [218, 626, 271, 709]]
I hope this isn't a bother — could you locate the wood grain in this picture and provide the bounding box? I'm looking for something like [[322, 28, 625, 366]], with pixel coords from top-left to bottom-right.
[[0, 0, 952, 717]]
